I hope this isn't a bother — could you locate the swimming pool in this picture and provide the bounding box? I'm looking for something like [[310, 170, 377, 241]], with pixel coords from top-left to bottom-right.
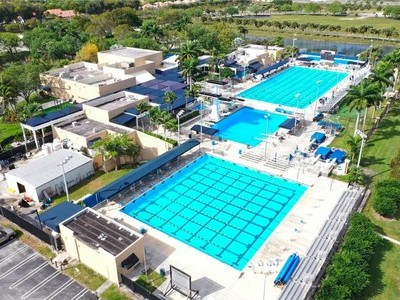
[[238, 66, 348, 109], [211, 107, 287, 147], [122, 155, 307, 270]]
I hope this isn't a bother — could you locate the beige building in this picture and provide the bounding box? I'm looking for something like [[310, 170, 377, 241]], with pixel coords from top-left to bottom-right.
[[59, 208, 145, 284], [41, 47, 163, 102]]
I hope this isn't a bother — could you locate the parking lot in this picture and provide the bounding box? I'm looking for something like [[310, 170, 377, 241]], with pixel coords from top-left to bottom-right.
[[0, 240, 96, 300]]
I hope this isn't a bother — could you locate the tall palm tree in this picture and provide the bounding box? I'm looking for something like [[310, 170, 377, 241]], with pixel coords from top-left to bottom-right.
[[174, 15, 192, 32], [163, 91, 177, 112], [176, 40, 201, 67], [369, 62, 393, 94], [135, 101, 151, 130], [344, 80, 380, 136], [148, 107, 161, 132], [141, 20, 163, 42], [346, 135, 361, 162], [180, 57, 198, 91]]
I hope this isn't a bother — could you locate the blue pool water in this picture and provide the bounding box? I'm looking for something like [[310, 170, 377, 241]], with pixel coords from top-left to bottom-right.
[[211, 107, 287, 147], [238, 66, 348, 109], [122, 155, 307, 270]]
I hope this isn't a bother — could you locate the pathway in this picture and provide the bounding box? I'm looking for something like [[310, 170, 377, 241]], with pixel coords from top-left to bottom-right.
[[378, 233, 400, 246]]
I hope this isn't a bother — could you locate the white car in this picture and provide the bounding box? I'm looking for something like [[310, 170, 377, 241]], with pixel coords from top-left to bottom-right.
[[0, 226, 16, 244]]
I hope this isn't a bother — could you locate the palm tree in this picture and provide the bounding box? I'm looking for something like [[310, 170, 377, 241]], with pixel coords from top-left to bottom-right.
[[237, 26, 248, 39], [135, 101, 151, 130], [346, 135, 361, 162], [344, 81, 380, 136], [180, 57, 198, 90], [141, 20, 163, 42], [163, 91, 177, 112], [176, 40, 201, 67], [174, 15, 192, 32], [148, 107, 161, 132], [369, 62, 393, 93]]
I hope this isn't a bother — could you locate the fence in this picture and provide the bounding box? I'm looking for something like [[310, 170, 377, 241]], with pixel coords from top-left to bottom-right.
[[0, 205, 61, 250], [0, 134, 53, 161], [121, 274, 165, 300]]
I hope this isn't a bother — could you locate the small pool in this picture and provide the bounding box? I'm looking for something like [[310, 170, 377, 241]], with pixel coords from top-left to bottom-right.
[[122, 155, 307, 270], [238, 66, 348, 109], [211, 107, 287, 147]]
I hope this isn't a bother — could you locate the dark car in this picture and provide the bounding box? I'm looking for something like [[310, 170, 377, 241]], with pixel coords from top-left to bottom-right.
[[0, 226, 16, 245], [313, 112, 324, 122]]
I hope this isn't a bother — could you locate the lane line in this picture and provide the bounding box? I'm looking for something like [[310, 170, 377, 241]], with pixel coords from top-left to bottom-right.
[[0, 245, 29, 265], [0, 253, 37, 280], [43, 278, 74, 300], [21, 271, 60, 299], [9, 262, 48, 289], [71, 288, 90, 300]]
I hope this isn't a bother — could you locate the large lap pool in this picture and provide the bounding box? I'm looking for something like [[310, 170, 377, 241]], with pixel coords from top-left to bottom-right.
[[238, 66, 348, 109], [211, 107, 287, 147], [122, 155, 307, 270]]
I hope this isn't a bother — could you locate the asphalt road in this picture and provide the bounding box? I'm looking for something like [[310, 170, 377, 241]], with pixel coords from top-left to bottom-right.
[[0, 240, 96, 300]]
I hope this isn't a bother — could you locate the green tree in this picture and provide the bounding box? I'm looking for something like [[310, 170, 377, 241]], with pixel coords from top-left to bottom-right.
[[135, 101, 152, 130], [176, 40, 202, 67], [180, 57, 198, 91], [225, 7, 239, 17], [0, 79, 17, 116], [0, 32, 20, 55], [327, 1, 346, 15], [346, 135, 361, 162], [163, 91, 177, 112], [141, 20, 164, 42]]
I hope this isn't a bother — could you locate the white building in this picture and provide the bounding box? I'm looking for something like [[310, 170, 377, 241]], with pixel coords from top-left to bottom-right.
[[5, 149, 94, 202]]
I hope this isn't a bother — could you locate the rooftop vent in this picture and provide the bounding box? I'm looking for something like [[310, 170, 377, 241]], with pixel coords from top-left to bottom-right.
[[72, 121, 80, 127]]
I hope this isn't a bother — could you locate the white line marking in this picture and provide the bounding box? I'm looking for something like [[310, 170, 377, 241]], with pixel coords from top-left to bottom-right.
[[71, 288, 89, 300], [43, 278, 74, 300], [0, 245, 29, 265], [9, 262, 48, 289], [0, 253, 37, 280], [21, 271, 60, 299]]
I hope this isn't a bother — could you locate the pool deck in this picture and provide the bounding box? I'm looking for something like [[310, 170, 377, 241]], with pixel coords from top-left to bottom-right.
[[102, 125, 349, 300]]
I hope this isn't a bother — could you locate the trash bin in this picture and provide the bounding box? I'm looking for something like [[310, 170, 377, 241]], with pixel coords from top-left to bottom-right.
[[140, 227, 146, 234], [211, 141, 216, 146], [188, 134, 192, 138], [160, 268, 166, 276], [238, 149, 242, 155]]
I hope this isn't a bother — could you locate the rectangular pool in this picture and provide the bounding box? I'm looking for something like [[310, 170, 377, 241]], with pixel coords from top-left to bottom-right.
[[211, 107, 287, 147], [121, 155, 307, 270], [238, 66, 348, 109]]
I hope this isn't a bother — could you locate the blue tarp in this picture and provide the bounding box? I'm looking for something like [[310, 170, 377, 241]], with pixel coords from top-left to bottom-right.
[[36, 202, 83, 232], [330, 149, 346, 163], [191, 125, 220, 136], [83, 139, 200, 207], [278, 118, 299, 130], [315, 146, 332, 160], [310, 132, 326, 144]]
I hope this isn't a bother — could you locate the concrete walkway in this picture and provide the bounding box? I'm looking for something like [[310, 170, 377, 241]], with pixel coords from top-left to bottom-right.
[[378, 233, 400, 246], [95, 280, 113, 295]]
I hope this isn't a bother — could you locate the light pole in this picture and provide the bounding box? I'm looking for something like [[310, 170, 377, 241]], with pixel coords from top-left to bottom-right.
[[294, 93, 301, 135], [199, 97, 204, 143], [368, 40, 373, 67], [57, 155, 72, 202], [314, 80, 322, 117], [355, 129, 367, 168], [219, 64, 224, 82], [176, 109, 185, 145], [292, 34, 297, 62], [264, 114, 271, 160]]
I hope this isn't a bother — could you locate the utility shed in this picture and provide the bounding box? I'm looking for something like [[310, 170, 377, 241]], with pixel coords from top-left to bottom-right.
[[5, 149, 94, 202], [59, 208, 145, 284]]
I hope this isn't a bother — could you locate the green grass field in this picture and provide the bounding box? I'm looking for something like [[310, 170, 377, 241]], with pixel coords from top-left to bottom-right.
[[101, 284, 133, 300], [0, 121, 22, 146]]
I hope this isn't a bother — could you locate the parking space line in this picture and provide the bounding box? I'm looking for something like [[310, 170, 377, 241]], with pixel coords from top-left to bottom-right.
[[20, 271, 60, 299], [9, 262, 48, 289], [43, 278, 74, 300], [0, 253, 37, 280], [71, 288, 90, 300], [0, 245, 29, 265]]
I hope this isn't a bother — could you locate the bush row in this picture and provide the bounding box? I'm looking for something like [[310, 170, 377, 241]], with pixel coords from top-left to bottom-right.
[[372, 179, 400, 217], [143, 131, 178, 147], [317, 213, 382, 300]]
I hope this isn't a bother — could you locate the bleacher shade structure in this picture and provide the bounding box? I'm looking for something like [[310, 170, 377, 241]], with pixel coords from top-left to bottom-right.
[[35, 202, 83, 232], [278, 118, 299, 130], [255, 59, 289, 76], [190, 125, 219, 136], [23, 104, 83, 127], [83, 139, 200, 207]]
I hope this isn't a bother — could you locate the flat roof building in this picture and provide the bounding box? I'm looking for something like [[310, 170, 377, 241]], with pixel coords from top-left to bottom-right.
[[60, 208, 145, 284]]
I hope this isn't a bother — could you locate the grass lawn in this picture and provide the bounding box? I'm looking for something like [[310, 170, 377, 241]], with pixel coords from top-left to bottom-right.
[[64, 263, 106, 291], [52, 167, 133, 205], [358, 241, 400, 300], [136, 269, 166, 293], [0, 121, 22, 145], [100, 284, 133, 300], [0, 219, 56, 260]]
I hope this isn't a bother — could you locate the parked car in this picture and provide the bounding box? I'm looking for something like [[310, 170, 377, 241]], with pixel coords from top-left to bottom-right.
[[0, 226, 16, 245]]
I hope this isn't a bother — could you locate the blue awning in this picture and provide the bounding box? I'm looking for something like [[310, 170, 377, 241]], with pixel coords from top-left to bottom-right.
[[36, 202, 83, 232], [317, 120, 343, 131], [111, 113, 136, 125], [278, 118, 299, 130], [315, 146, 332, 160], [330, 149, 346, 163], [191, 125, 219, 136], [248, 62, 263, 70], [125, 107, 139, 115], [255, 59, 289, 76], [310, 132, 326, 144], [84, 139, 200, 207]]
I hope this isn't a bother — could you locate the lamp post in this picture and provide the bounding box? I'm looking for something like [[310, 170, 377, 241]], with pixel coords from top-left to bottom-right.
[[294, 93, 301, 135], [264, 114, 271, 160], [355, 129, 367, 168], [314, 80, 322, 117], [292, 34, 297, 62], [57, 155, 72, 202], [199, 97, 204, 143], [176, 109, 185, 146], [368, 40, 373, 67]]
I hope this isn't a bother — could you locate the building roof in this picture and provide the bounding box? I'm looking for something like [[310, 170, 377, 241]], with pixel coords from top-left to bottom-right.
[[63, 208, 140, 256], [37, 202, 84, 232], [101, 47, 161, 58], [6, 149, 92, 188]]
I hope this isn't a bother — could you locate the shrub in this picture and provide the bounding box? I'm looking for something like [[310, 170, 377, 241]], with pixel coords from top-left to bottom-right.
[[372, 179, 400, 217], [373, 196, 398, 217]]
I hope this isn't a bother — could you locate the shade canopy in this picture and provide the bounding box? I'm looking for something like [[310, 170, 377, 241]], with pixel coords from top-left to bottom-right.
[[190, 125, 220, 136], [36, 202, 83, 232], [310, 132, 326, 144], [278, 118, 299, 130], [315, 146, 332, 160], [330, 149, 346, 163]]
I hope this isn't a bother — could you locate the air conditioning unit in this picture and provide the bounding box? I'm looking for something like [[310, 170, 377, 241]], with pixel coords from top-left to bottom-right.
[[59, 71, 70, 79], [72, 121, 80, 127], [92, 127, 97, 133], [73, 75, 83, 81]]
